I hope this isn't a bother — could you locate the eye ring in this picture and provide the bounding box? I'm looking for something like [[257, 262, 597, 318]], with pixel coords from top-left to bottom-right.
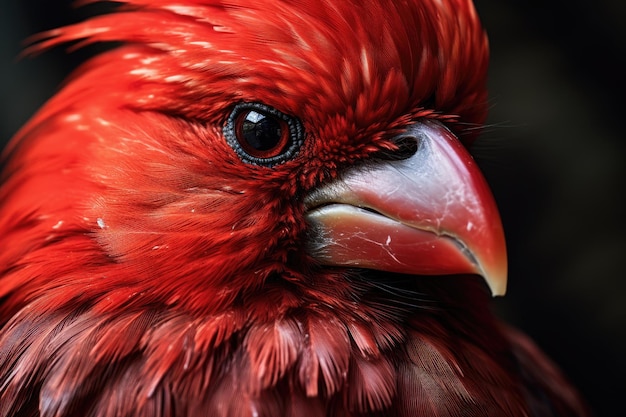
[[224, 102, 304, 167]]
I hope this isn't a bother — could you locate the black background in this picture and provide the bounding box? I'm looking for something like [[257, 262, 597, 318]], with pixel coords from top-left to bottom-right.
[[1, 1, 624, 416]]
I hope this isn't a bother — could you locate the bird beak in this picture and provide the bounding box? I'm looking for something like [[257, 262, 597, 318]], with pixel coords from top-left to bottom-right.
[[304, 121, 507, 296]]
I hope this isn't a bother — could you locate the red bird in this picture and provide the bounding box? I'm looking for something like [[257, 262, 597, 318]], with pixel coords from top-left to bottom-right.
[[0, 1, 588, 416]]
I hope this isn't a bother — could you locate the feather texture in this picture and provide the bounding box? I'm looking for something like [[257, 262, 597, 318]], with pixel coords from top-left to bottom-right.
[[0, 1, 588, 416]]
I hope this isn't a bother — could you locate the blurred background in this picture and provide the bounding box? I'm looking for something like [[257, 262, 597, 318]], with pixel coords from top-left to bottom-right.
[[1, 0, 624, 415]]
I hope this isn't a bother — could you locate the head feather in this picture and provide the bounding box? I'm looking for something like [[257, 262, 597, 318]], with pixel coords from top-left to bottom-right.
[[29, 0, 489, 138]]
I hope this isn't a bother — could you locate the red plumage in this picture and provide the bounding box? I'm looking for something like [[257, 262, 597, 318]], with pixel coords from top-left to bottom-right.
[[0, 1, 588, 416]]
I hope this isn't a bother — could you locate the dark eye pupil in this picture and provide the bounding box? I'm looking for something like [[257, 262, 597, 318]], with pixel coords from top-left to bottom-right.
[[241, 110, 282, 151], [225, 102, 304, 167]]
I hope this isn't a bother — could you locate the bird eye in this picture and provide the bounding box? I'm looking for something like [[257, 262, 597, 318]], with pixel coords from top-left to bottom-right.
[[224, 103, 304, 167]]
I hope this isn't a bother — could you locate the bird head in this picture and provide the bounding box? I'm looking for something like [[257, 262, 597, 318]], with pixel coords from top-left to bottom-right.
[[2, 0, 504, 321]]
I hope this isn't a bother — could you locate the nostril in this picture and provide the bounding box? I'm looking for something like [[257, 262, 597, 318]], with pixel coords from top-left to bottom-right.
[[378, 135, 419, 161]]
